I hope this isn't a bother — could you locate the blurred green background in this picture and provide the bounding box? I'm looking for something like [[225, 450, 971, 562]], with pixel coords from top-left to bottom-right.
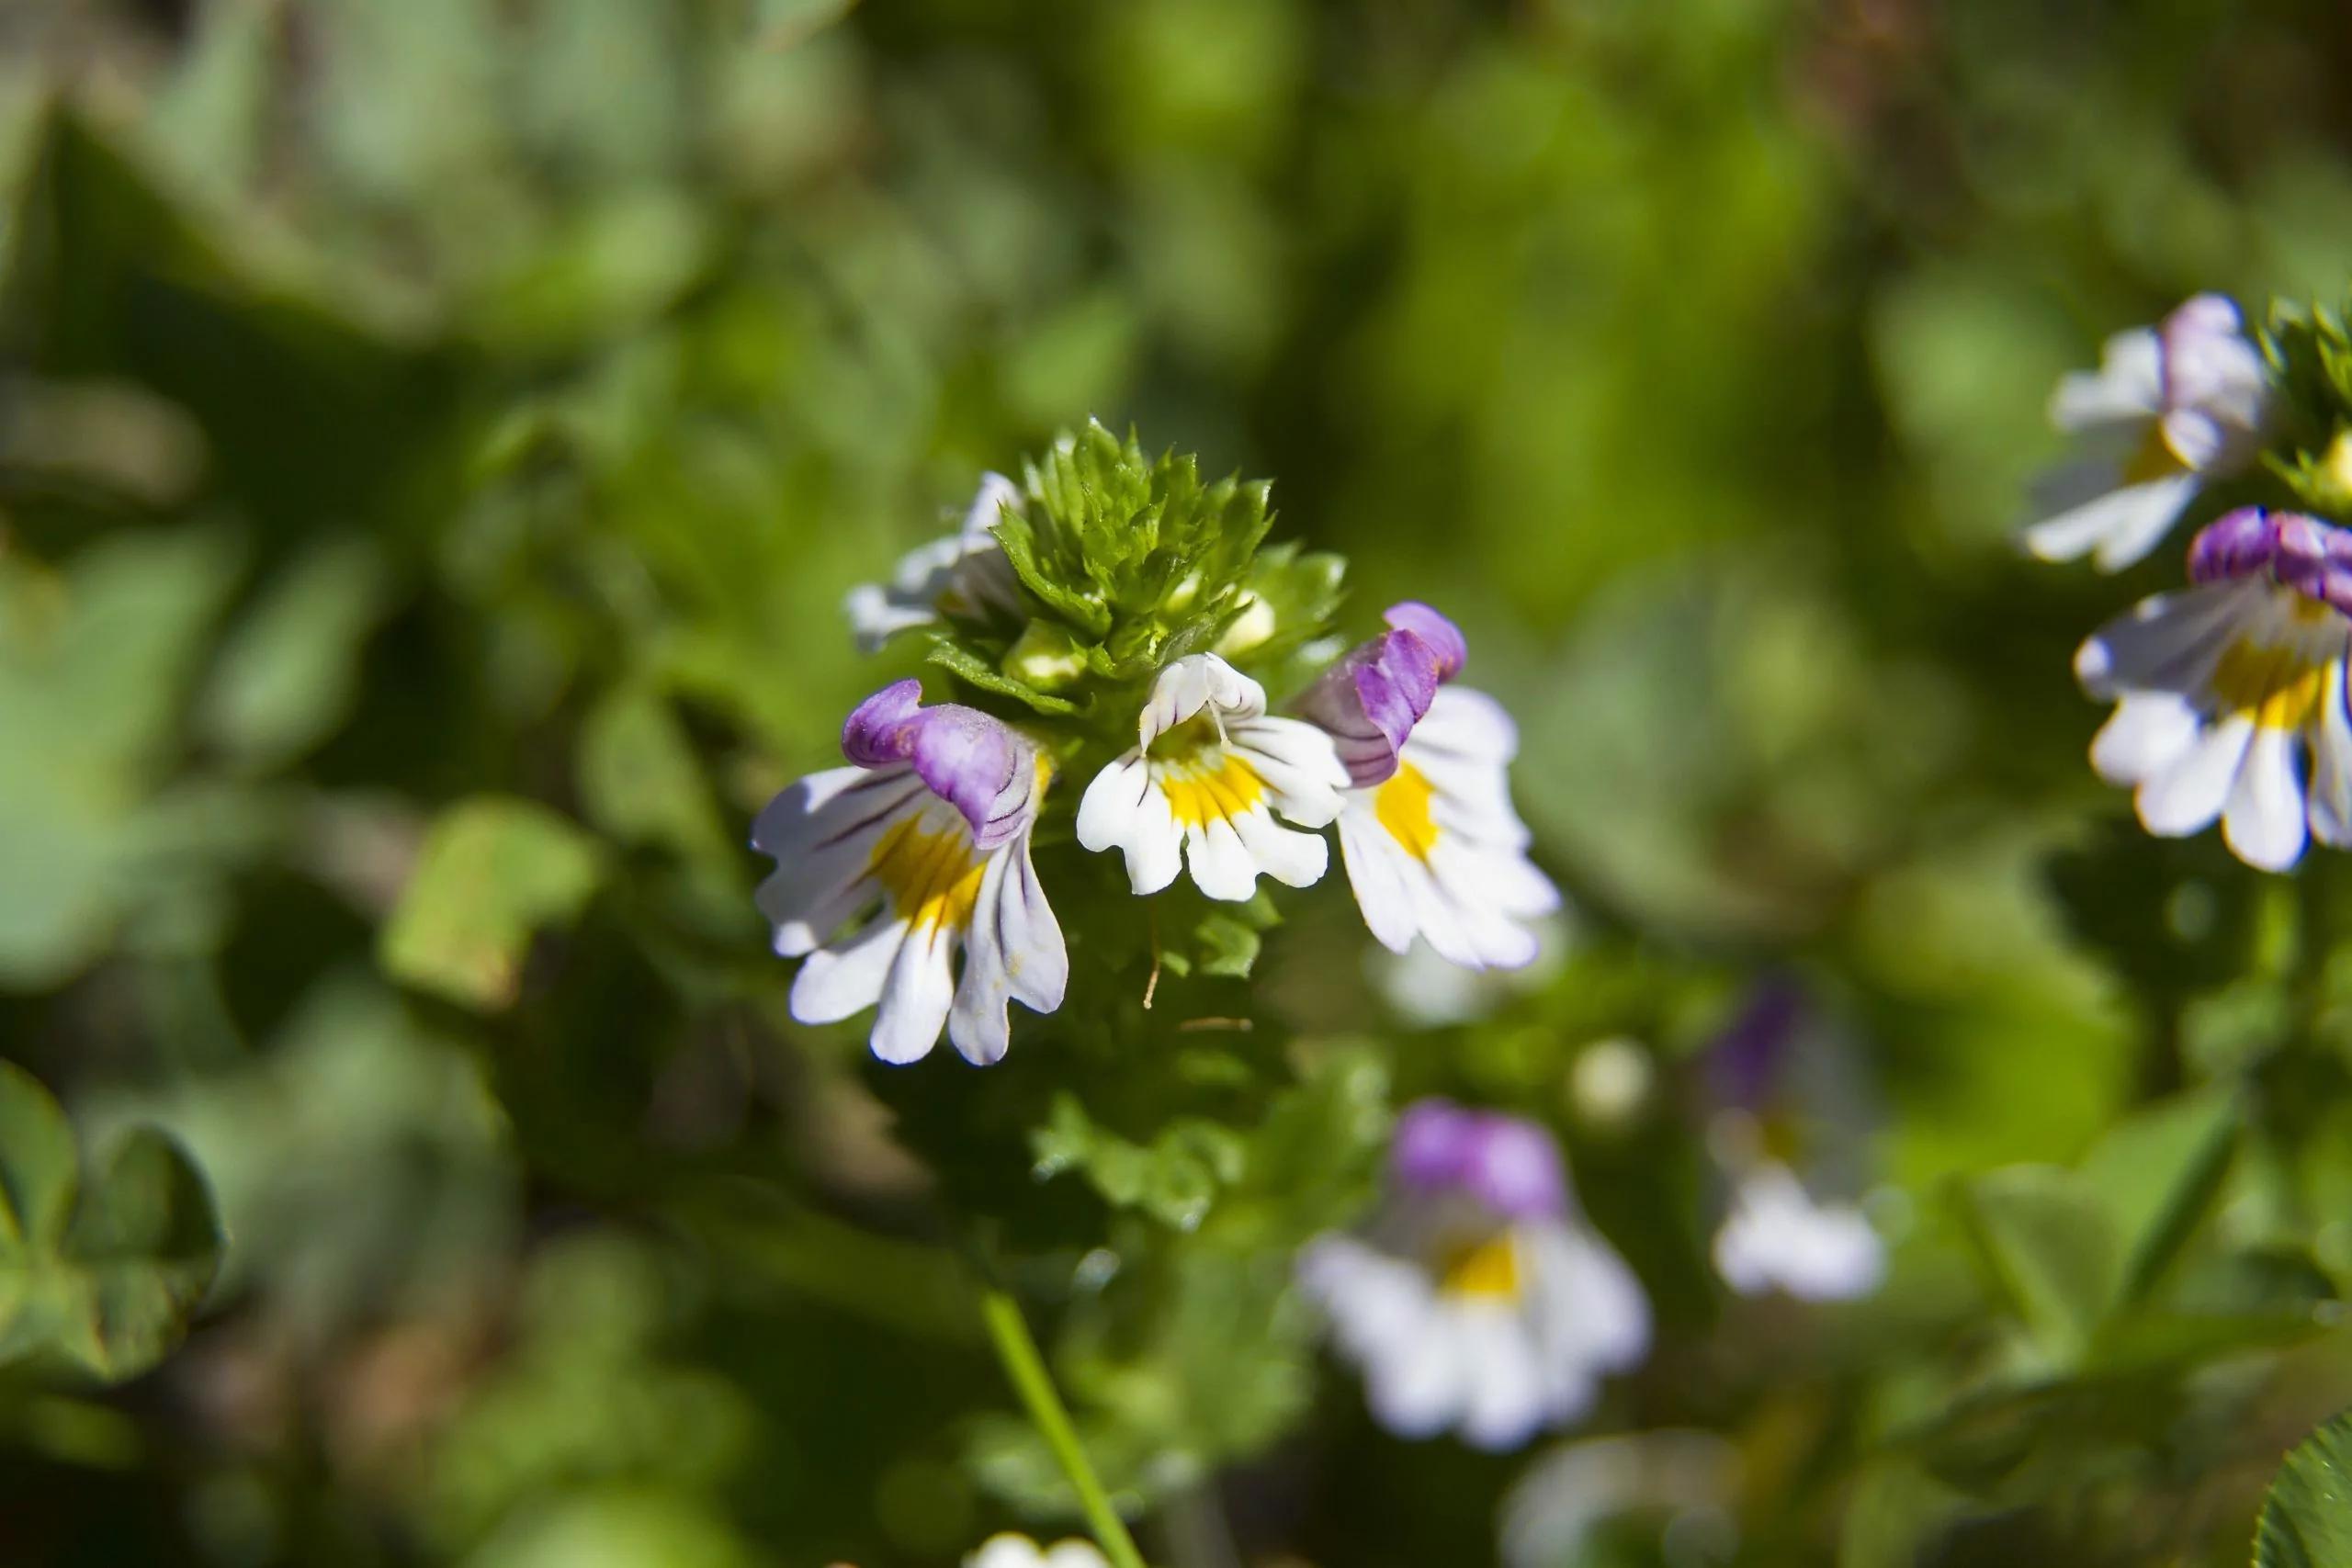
[[8, 1, 2352, 1564]]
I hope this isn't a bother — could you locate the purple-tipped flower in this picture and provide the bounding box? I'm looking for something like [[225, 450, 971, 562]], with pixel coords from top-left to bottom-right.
[[754, 681, 1065, 1066], [1297, 1098, 1647, 1451], [1296, 602, 1465, 789], [2023, 293, 2269, 572], [843, 680, 1038, 851], [2077, 507, 2352, 872], [1300, 604, 1560, 972]]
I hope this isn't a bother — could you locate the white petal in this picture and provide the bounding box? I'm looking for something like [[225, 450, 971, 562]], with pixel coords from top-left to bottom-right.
[[871, 922, 957, 1065], [1415, 686, 1519, 766], [2075, 581, 2245, 698], [1339, 807, 1420, 954], [2089, 692, 2204, 786], [1039, 1545, 1111, 1568], [2022, 474, 2198, 571], [1711, 1164, 1884, 1302], [1363, 1323, 1465, 1440], [1528, 1222, 1651, 1380], [946, 838, 1067, 1066], [2222, 722, 2309, 872], [1453, 1303, 1551, 1451], [790, 916, 907, 1025], [967, 1535, 1048, 1568], [1231, 716, 1349, 825], [2136, 713, 2252, 838], [2310, 661, 2352, 846], [1184, 815, 1261, 902], [2051, 330, 2160, 429], [1138, 653, 1264, 746], [1233, 807, 1329, 890], [1076, 755, 1184, 895]]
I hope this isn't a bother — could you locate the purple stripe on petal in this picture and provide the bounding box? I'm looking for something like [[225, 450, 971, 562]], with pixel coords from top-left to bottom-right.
[[2186, 507, 2281, 586], [1384, 602, 1466, 680], [841, 680, 1038, 848], [2187, 509, 2352, 617]]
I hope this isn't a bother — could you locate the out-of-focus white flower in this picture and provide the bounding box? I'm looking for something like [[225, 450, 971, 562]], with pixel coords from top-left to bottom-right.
[[1702, 981, 1885, 1303], [965, 1533, 1108, 1568], [752, 680, 1066, 1065], [1298, 1100, 1648, 1451], [1077, 652, 1347, 901], [846, 472, 1026, 650], [2022, 294, 2268, 571], [2078, 506, 2352, 872]]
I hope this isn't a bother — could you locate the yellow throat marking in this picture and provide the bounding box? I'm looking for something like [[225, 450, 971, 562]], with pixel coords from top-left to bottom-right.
[[1159, 751, 1266, 829], [2210, 638, 2329, 732], [867, 817, 985, 932], [1439, 1234, 1522, 1301], [2121, 422, 2190, 486], [1374, 761, 1441, 862]]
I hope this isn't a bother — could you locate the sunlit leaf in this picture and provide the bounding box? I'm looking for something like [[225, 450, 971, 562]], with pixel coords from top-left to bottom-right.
[[379, 797, 605, 1010]]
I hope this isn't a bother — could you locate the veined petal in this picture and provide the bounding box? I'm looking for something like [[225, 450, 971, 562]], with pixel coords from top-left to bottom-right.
[[1339, 808, 1421, 954], [1136, 652, 1265, 747], [946, 837, 1067, 1066], [1229, 716, 1347, 826], [790, 916, 909, 1027], [2312, 660, 2352, 846], [1076, 754, 1185, 895], [871, 920, 958, 1065]]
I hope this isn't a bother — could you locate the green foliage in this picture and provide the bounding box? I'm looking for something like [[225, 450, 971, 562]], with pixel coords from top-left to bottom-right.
[[7, 2, 2352, 1566], [2256, 1411, 2352, 1568], [380, 798, 606, 1010], [0, 1063, 220, 1382]]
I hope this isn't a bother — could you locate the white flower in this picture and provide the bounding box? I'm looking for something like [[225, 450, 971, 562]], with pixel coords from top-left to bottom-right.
[[1298, 1100, 1649, 1451], [1711, 1161, 1883, 1303], [2078, 507, 2352, 872], [1076, 653, 1347, 901], [966, 1534, 1108, 1568], [2023, 293, 2268, 571], [1338, 687, 1560, 969], [846, 472, 1025, 650], [752, 681, 1066, 1064]]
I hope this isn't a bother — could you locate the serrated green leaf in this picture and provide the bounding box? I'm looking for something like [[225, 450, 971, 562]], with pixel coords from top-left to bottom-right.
[[379, 797, 605, 1010], [0, 1064, 222, 1382], [2256, 1410, 2352, 1568]]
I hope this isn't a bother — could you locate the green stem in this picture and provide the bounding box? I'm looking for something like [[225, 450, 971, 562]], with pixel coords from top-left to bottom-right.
[[978, 1287, 1148, 1568]]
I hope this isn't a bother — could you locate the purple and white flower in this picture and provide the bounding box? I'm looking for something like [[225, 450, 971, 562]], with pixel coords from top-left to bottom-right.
[[966, 1534, 1106, 1568], [2023, 294, 2269, 571], [2077, 507, 2352, 872], [1300, 604, 1559, 969], [846, 473, 1026, 650], [753, 680, 1066, 1065], [1076, 652, 1347, 901], [1701, 980, 1884, 1303], [1298, 1100, 1649, 1451]]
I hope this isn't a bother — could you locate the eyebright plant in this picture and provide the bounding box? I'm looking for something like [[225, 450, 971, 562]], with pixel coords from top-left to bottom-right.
[[754, 420, 1558, 1066], [2030, 296, 2352, 871]]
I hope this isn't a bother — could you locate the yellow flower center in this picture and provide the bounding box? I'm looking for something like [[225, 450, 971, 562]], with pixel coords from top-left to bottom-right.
[[2210, 638, 2330, 732], [1374, 761, 1441, 862], [1438, 1233, 1522, 1301], [1159, 751, 1266, 829], [867, 817, 985, 932], [2121, 423, 2189, 485]]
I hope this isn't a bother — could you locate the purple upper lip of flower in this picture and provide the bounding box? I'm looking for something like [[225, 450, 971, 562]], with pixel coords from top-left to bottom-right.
[[1295, 601, 1468, 789], [1390, 1097, 1567, 1222], [842, 679, 1036, 848], [2187, 507, 2352, 616], [1707, 976, 1807, 1111]]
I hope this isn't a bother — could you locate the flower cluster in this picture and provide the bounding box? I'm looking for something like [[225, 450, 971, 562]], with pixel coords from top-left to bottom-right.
[[753, 424, 1557, 1065], [2030, 295, 2352, 871]]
